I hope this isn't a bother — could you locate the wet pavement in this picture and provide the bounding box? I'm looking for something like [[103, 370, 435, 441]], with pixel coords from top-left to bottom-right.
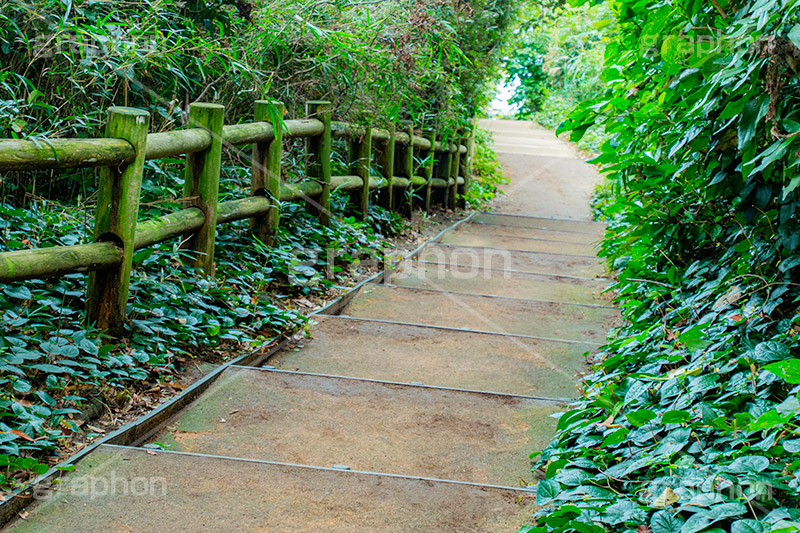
[[6, 120, 612, 531]]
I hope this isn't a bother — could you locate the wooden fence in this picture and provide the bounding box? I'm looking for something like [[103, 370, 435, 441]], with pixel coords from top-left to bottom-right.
[[0, 101, 474, 336]]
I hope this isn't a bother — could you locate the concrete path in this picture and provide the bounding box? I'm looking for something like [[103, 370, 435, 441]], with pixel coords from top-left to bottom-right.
[[6, 120, 613, 532]]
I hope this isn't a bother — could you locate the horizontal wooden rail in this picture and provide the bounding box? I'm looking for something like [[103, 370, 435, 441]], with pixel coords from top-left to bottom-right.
[[0, 242, 123, 281], [0, 100, 476, 333], [0, 121, 466, 172], [146, 129, 211, 160], [0, 138, 135, 171], [0, 171, 466, 283]]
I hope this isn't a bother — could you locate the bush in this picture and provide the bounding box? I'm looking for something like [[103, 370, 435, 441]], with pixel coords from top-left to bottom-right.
[[528, 0, 800, 530]]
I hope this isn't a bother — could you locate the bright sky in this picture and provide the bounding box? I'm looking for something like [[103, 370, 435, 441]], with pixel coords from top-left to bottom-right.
[[486, 78, 520, 117]]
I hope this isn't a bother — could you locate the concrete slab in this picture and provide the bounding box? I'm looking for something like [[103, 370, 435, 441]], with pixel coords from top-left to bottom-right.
[[340, 284, 617, 343], [5, 445, 535, 532], [472, 213, 605, 235], [267, 316, 589, 398], [387, 263, 611, 305], [150, 367, 560, 487], [418, 244, 608, 278], [478, 120, 603, 221], [440, 232, 598, 257], [455, 222, 603, 244]]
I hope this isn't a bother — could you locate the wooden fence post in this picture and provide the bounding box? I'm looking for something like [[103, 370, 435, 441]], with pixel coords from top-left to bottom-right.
[[400, 121, 414, 217], [183, 103, 224, 276], [352, 127, 373, 220], [252, 100, 283, 245], [441, 142, 453, 209], [458, 136, 468, 209], [86, 107, 150, 336], [449, 137, 460, 210], [423, 129, 436, 212], [460, 120, 477, 209], [306, 100, 332, 225], [376, 123, 395, 211]]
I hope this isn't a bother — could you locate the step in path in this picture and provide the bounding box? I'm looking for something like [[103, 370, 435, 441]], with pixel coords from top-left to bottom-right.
[[6, 120, 614, 531]]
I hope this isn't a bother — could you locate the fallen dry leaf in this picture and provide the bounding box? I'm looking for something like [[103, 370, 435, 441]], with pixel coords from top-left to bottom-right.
[[597, 414, 620, 429], [652, 487, 678, 507], [2, 429, 34, 442]]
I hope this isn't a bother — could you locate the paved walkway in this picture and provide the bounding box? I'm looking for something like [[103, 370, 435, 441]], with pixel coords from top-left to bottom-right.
[[7, 120, 614, 531]]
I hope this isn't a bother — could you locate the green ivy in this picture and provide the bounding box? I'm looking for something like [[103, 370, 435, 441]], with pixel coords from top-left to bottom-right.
[[527, 0, 800, 531]]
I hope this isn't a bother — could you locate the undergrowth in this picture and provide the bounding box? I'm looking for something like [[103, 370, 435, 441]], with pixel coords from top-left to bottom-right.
[[504, 1, 615, 153], [526, 0, 800, 531], [465, 127, 509, 210]]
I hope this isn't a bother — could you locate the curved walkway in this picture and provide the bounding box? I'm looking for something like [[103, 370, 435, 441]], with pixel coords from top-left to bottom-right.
[[6, 120, 614, 532]]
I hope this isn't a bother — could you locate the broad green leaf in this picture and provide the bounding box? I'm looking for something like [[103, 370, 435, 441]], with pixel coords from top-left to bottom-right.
[[752, 342, 789, 363], [731, 519, 766, 533], [763, 360, 800, 384], [640, 7, 672, 50], [738, 99, 761, 151], [602, 427, 629, 447], [29, 364, 68, 374], [782, 439, 800, 453], [788, 25, 800, 50], [12, 380, 31, 393], [728, 455, 770, 473], [3, 286, 31, 300], [651, 510, 684, 533], [626, 409, 657, 427], [662, 410, 691, 424], [536, 479, 561, 506]]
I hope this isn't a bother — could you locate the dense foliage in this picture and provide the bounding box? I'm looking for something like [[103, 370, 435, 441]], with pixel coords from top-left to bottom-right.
[[504, 1, 613, 151], [0, 0, 512, 143], [465, 127, 510, 209], [527, 0, 800, 531]]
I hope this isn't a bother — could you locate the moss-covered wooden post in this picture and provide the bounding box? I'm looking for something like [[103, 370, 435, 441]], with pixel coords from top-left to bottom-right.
[[423, 129, 436, 212], [251, 100, 283, 245], [460, 120, 477, 209], [183, 103, 224, 275], [458, 135, 469, 209], [353, 127, 372, 220], [376, 123, 395, 211], [449, 137, 461, 210], [86, 107, 150, 336], [306, 100, 332, 225], [400, 120, 414, 217], [439, 141, 453, 209]]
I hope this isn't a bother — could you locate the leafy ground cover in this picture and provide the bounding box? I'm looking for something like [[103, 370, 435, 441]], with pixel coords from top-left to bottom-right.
[[525, 0, 800, 531]]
